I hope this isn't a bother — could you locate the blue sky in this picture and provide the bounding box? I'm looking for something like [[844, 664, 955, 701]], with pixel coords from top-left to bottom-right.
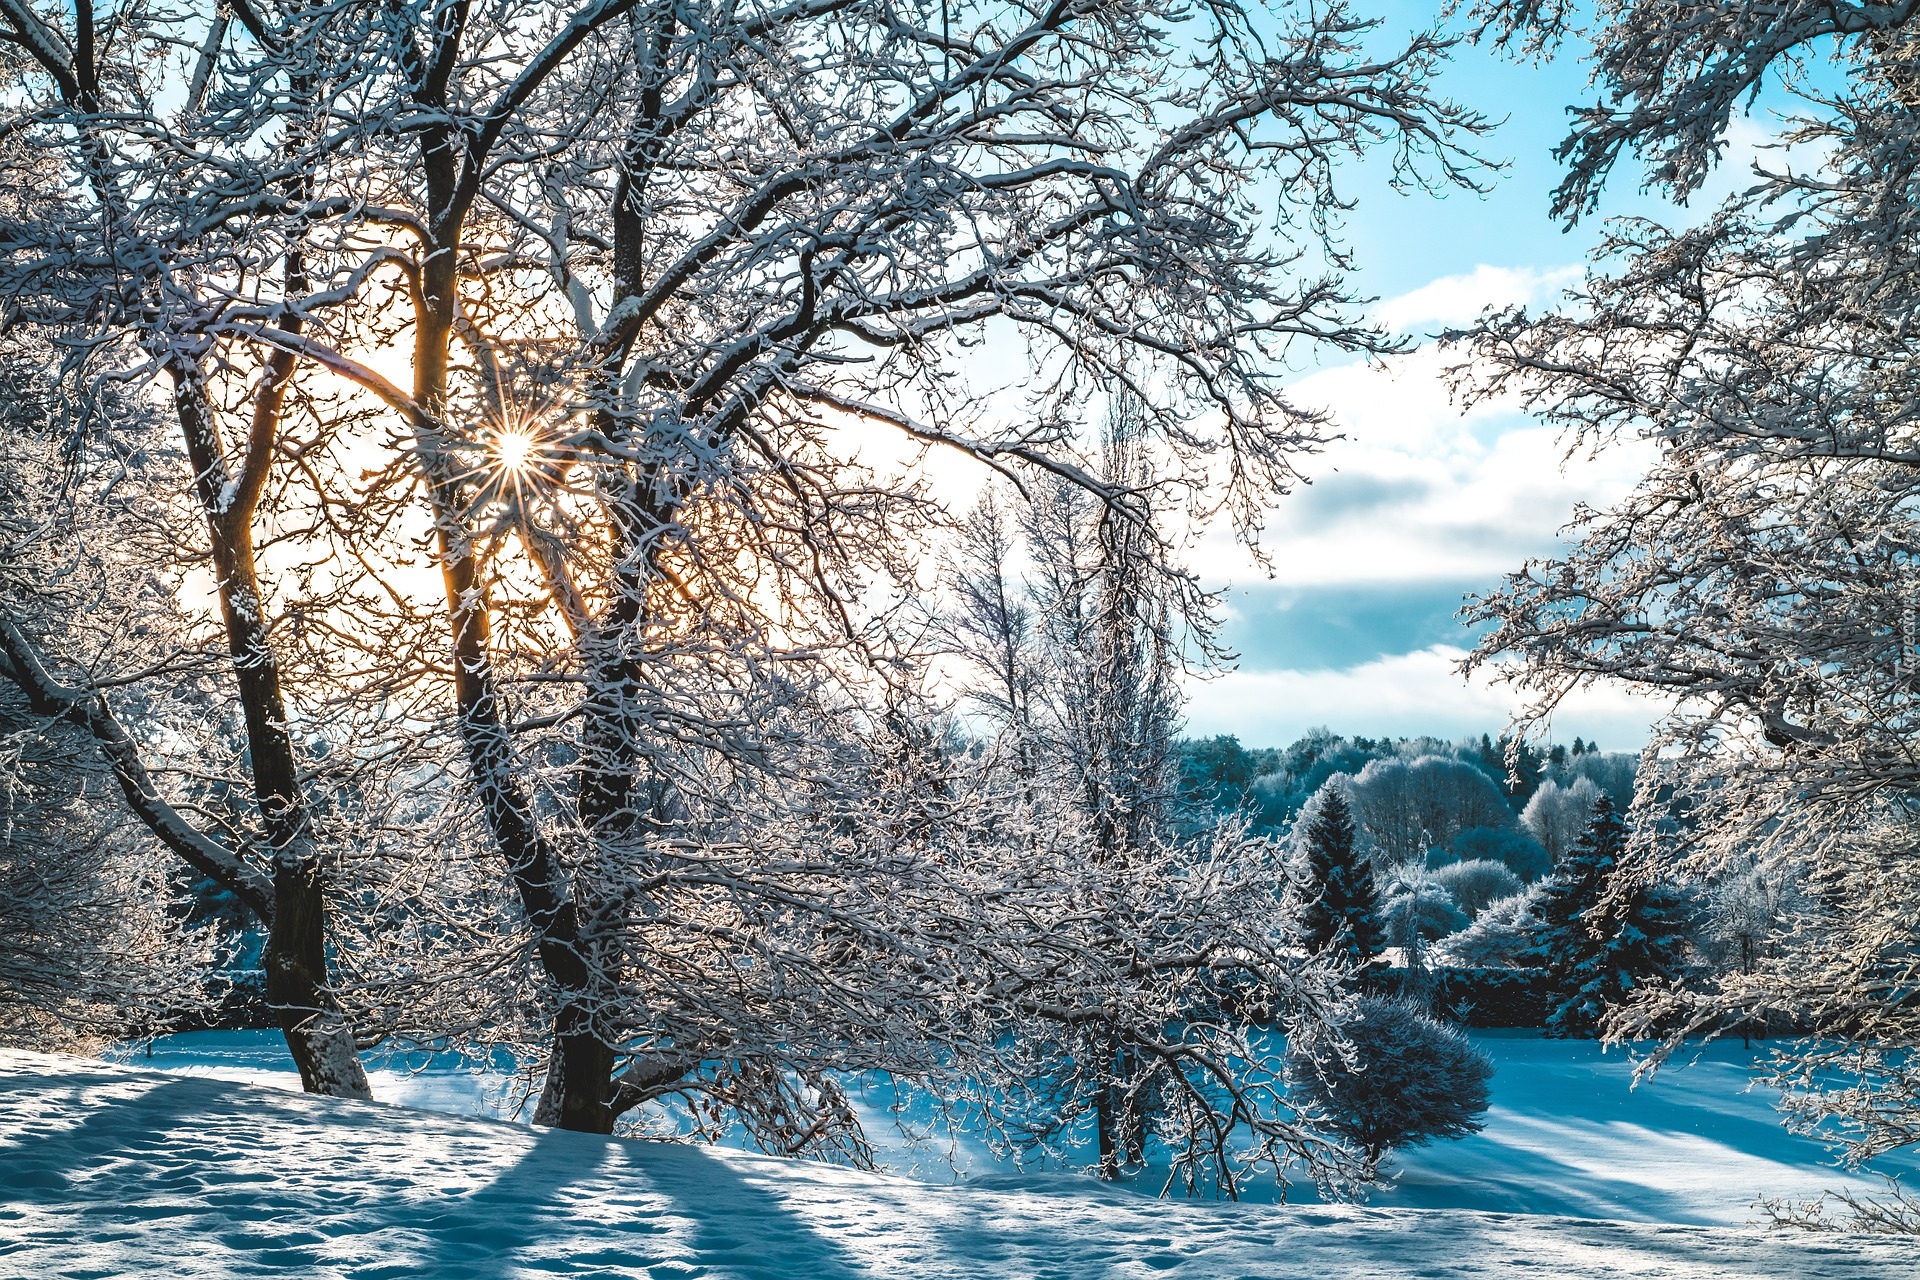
[[1181, 3, 1804, 752]]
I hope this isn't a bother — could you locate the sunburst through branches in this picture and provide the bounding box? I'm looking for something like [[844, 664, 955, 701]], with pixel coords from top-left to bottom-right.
[[460, 379, 574, 518], [494, 427, 538, 474]]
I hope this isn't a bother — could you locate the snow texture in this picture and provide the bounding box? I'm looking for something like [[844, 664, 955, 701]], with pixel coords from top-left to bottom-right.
[[5, 1047, 1920, 1279]]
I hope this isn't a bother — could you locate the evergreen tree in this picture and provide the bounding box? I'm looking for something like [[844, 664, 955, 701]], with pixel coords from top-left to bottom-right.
[[1529, 795, 1690, 1036], [1296, 786, 1385, 965]]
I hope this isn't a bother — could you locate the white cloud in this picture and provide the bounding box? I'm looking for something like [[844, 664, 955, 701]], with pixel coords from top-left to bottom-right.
[[1376, 264, 1583, 335], [1182, 646, 1664, 749], [1193, 337, 1654, 588]]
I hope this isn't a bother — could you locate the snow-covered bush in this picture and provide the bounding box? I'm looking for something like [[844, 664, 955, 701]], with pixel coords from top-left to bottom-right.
[[1430, 860, 1522, 917], [1285, 997, 1495, 1161], [0, 702, 215, 1047], [1379, 866, 1469, 947], [1431, 887, 1548, 970]]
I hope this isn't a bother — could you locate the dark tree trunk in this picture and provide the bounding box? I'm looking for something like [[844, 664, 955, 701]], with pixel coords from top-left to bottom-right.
[[408, 161, 620, 1127], [170, 366, 371, 1100], [1095, 1082, 1120, 1180]]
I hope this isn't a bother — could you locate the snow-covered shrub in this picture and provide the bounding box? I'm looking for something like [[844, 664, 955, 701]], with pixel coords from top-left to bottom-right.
[[1422, 968, 1555, 1028], [1285, 997, 1495, 1161], [1430, 859, 1522, 917], [0, 706, 216, 1048], [1379, 866, 1469, 946], [1434, 825, 1551, 881], [1431, 887, 1548, 969]]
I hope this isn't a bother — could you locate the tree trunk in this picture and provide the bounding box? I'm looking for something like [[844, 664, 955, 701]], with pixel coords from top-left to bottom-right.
[[1095, 1082, 1120, 1180], [1117, 1048, 1148, 1165], [169, 365, 371, 1100], [431, 505, 618, 1133], [407, 215, 619, 1130]]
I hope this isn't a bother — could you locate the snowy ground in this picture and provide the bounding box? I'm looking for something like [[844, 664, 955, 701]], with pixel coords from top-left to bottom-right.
[[4, 1049, 1919, 1279], [115, 1028, 1920, 1225]]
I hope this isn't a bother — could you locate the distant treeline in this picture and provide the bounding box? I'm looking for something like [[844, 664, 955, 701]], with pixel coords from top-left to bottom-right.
[[1175, 727, 1632, 835]]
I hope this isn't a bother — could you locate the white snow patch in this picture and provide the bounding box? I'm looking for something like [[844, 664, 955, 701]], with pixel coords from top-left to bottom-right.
[[116, 1030, 1920, 1223]]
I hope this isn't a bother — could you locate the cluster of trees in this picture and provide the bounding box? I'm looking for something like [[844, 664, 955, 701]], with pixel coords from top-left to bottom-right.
[[1181, 726, 1643, 965], [12, 0, 1913, 1217], [1180, 728, 1626, 831], [0, 0, 1500, 1199], [1274, 735, 1723, 1038]]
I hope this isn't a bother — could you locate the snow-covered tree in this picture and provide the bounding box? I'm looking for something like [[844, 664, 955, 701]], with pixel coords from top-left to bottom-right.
[[1699, 865, 1797, 983], [1544, 752, 1638, 815], [1431, 886, 1548, 970], [0, 691, 217, 1047], [1457, 0, 1920, 1168], [1435, 825, 1550, 881], [0, 0, 389, 1097], [1349, 755, 1517, 867], [247, 0, 1490, 1136], [1293, 783, 1386, 967], [1378, 865, 1469, 987], [1525, 796, 1689, 1037], [940, 408, 1368, 1194], [1519, 777, 1599, 869], [1285, 996, 1494, 1162]]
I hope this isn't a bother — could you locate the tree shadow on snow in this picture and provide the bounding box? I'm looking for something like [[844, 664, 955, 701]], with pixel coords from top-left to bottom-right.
[[0, 1061, 876, 1280]]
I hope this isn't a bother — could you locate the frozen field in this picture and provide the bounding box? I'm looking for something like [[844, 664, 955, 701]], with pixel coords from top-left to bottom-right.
[[3, 1040, 1918, 1278]]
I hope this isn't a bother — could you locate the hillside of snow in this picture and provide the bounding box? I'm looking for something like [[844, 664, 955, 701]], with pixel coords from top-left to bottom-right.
[[5, 1049, 1920, 1279]]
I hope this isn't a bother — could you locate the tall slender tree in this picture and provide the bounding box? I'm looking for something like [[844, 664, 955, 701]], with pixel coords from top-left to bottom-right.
[[1295, 784, 1386, 967], [0, 0, 381, 1096]]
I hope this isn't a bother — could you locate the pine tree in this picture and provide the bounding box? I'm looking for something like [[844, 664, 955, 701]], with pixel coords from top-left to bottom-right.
[[1296, 787, 1385, 966], [1530, 795, 1689, 1036]]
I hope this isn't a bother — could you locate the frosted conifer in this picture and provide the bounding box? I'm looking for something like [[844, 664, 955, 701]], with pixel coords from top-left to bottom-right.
[[1529, 796, 1689, 1036], [1296, 786, 1386, 966], [1285, 996, 1494, 1162]]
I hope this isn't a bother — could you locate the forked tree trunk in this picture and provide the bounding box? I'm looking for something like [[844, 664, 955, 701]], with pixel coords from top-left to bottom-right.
[[406, 214, 621, 1131]]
